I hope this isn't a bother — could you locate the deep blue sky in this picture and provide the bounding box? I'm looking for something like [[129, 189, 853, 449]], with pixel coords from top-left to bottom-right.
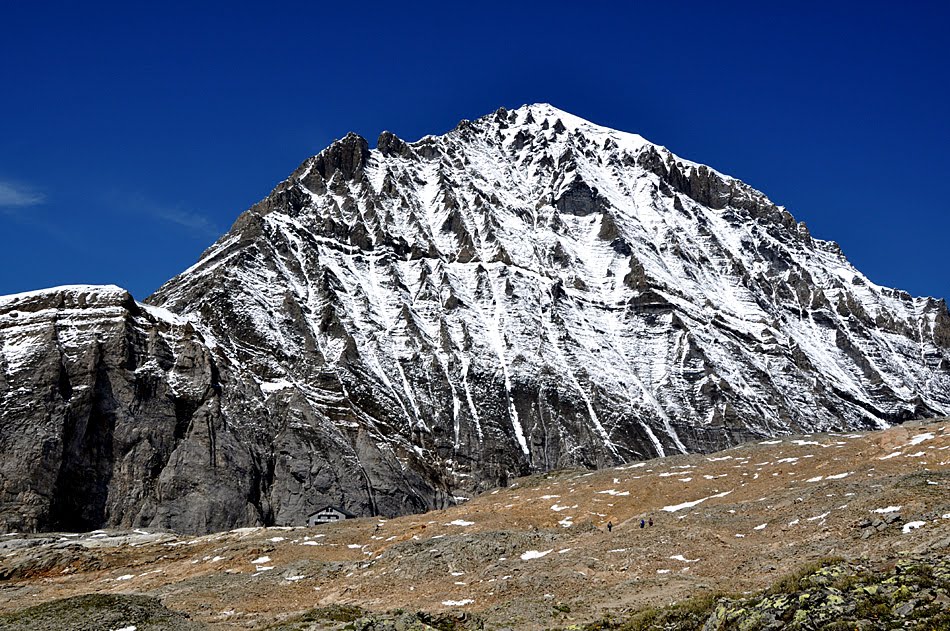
[[1, 2, 947, 301]]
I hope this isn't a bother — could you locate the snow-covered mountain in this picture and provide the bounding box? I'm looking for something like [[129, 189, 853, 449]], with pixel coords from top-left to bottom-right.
[[2, 104, 948, 533]]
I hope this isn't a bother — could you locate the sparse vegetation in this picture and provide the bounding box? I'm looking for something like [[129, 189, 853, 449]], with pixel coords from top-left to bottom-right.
[[259, 604, 368, 629], [765, 556, 844, 595], [618, 592, 731, 631], [260, 607, 484, 631], [0, 593, 199, 631]]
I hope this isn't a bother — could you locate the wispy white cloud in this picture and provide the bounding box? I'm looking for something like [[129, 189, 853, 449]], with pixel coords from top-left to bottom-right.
[[109, 192, 222, 239], [0, 181, 45, 208], [149, 204, 221, 238], [0, 182, 83, 250]]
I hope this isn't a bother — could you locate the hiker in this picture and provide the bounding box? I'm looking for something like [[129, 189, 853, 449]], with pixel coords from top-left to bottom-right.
[[639, 519, 645, 529], [607, 521, 613, 533], [648, 517, 653, 527]]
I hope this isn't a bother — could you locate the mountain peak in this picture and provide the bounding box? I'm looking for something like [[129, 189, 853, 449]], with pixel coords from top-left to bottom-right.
[[153, 103, 949, 465], [3, 105, 947, 534], [311, 132, 370, 181], [485, 103, 650, 149]]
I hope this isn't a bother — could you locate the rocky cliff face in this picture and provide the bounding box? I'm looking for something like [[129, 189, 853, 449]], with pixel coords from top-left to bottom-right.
[[0, 286, 447, 533], [2, 104, 949, 533], [0, 286, 239, 532]]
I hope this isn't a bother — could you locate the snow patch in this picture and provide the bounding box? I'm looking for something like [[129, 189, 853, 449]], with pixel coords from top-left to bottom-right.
[[824, 472, 852, 480], [902, 521, 926, 534], [662, 490, 732, 512], [906, 432, 935, 446], [260, 379, 293, 393]]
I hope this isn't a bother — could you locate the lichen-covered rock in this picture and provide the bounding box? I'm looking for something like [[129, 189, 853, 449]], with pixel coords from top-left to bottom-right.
[[564, 556, 950, 631], [697, 557, 950, 631]]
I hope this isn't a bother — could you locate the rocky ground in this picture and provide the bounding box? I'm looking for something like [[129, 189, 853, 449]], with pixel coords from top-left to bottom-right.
[[0, 420, 947, 630]]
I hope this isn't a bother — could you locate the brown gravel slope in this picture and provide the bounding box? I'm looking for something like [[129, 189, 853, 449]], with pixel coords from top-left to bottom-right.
[[0, 420, 947, 629]]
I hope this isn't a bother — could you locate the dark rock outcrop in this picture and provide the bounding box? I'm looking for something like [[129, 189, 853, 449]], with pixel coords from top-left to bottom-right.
[[554, 179, 605, 216], [376, 131, 412, 159], [313, 133, 371, 181]]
